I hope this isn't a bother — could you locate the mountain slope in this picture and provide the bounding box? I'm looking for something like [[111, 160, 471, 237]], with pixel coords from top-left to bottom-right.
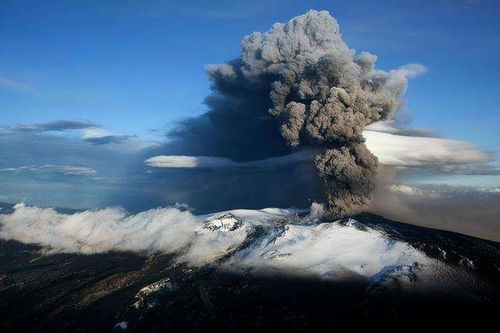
[[0, 204, 499, 331]]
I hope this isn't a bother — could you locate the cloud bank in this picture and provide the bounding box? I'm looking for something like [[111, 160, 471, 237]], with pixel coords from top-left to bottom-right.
[[0, 203, 438, 280]]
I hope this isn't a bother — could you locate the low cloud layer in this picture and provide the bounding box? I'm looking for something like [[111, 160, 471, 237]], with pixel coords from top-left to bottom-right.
[[0, 203, 437, 280], [0, 203, 198, 254]]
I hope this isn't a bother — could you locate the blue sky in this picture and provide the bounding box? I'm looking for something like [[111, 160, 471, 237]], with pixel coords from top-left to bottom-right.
[[1, 0, 499, 145], [0, 0, 499, 210]]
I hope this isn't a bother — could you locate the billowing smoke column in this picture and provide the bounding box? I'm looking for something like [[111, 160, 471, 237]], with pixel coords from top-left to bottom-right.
[[203, 10, 423, 216], [162, 10, 425, 216]]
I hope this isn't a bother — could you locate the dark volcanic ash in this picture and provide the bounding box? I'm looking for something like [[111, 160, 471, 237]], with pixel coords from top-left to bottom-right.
[[171, 10, 425, 216]]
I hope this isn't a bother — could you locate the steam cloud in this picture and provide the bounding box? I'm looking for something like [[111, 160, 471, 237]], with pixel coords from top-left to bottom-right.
[[166, 10, 425, 216]]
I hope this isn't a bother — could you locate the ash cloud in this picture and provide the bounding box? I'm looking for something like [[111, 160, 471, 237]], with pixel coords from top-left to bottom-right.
[[162, 10, 425, 216], [369, 183, 500, 241]]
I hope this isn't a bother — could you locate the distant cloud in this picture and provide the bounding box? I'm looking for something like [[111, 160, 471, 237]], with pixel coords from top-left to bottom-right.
[[10, 120, 97, 133], [1, 120, 155, 149], [81, 127, 158, 150], [84, 135, 132, 145], [0, 165, 96, 177], [0, 76, 34, 93], [81, 128, 131, 145]]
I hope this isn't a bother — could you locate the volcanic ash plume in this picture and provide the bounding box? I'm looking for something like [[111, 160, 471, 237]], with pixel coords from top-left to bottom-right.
[[202, 10, 424, 216]]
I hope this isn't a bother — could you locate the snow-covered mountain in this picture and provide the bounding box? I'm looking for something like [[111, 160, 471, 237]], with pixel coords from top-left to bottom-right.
[[0, 202, 498, 331]]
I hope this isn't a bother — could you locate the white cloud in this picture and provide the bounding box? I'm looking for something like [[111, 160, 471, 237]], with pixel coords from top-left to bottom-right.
[[81, 128, 114, 139], [145, 155, 238, 168], [0, 204, 199, 254], [0, 205, 299, 262], [363, 130, 492, 169]]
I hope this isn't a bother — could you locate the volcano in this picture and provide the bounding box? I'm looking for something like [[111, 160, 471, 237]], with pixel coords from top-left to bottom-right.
[[0, 202, 498, 332]]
